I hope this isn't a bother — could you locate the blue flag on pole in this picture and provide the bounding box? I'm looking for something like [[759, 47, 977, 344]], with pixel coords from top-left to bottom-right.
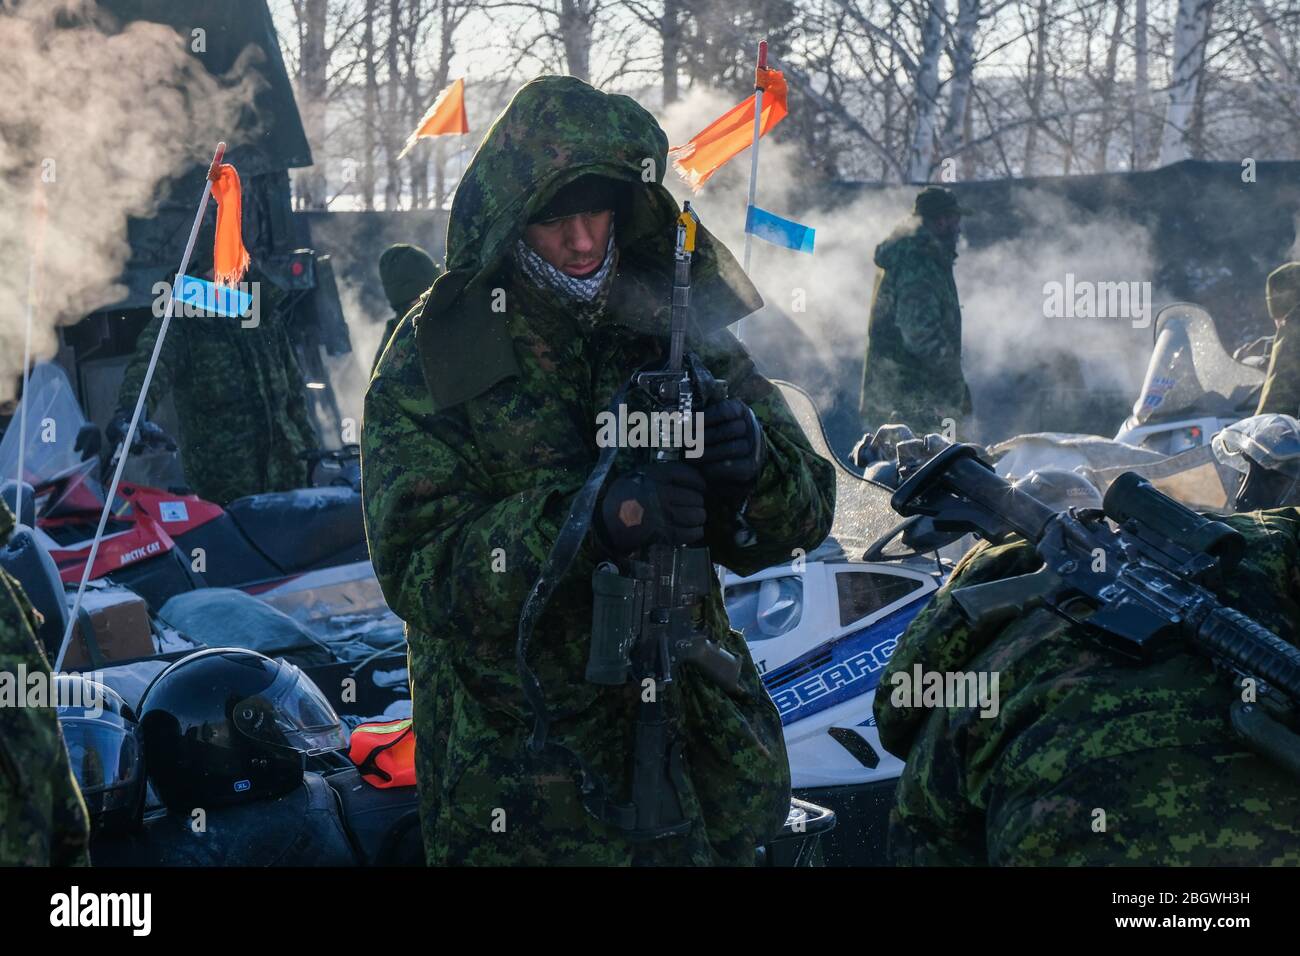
[[172, 274, 254, 319], [744, 205, 815, 254]]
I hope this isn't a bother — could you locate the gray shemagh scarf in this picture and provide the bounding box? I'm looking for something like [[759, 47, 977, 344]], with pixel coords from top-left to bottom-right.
[[513, 223, 617, 305]]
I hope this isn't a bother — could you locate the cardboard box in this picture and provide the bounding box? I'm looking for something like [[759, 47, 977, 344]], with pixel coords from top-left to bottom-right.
[[63, 587, 155, 669]]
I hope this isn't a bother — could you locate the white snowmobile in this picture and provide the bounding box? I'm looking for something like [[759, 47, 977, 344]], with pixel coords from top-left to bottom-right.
[[724, 383, 952, 864]]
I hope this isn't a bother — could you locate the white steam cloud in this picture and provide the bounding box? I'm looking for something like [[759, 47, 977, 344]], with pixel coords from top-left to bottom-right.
[[0, 0, 258, 402], [658, 87, 1162, 449]]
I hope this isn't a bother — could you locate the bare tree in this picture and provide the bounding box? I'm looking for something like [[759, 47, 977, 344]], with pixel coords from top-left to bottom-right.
[[1158, 0, 1214, 166]]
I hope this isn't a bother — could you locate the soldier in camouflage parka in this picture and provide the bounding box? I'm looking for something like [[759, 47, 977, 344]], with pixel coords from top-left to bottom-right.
[[859, 190, 972, 437], [0, 501, 91, 866], [116, 261, 318, 506], [875, 509, 1300, 865], [362, 75, 835, 865]]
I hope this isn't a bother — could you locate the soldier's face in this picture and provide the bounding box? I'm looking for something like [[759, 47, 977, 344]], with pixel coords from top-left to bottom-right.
[[523, 209, 613, 277], [931, 214, 962, 240]]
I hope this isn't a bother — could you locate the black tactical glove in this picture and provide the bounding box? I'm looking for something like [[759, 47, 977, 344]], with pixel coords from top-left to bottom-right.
[[695, 398, 766, 500], [107, 409, 176, 454], [74, 423, 102, 462], [596, 461, 707, 555]]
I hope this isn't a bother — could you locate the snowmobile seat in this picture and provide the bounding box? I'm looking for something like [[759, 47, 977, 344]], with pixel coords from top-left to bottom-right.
[[224, 486, 367, 573], [0, 520, 70, 660], [158, 588, 335, 667]]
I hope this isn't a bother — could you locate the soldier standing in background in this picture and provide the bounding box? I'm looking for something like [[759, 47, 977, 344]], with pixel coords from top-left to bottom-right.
[[109, 240, 320, 506], [859, 186, 972, 438]]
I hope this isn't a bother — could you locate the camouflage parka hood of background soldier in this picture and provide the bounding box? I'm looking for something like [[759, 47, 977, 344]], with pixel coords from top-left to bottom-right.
[[0, 501, 91, 866], [364, 75, 836, 865]]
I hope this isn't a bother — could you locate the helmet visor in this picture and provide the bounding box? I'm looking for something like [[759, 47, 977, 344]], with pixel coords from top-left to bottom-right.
[[62, 719, 143, 810], [1213, 414, 1300, 475], [232, 661, 346, 755]]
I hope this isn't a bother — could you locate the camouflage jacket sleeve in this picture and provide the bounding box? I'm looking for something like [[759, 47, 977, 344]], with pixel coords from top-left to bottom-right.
[[893, 255, 957, 363], [116, 314, 183, 416], [693, 329, 836, 576], [1255, 321, 1300, 416], [872, 537, 1040, 866], [362, 341, 596, 647], [0, 567, 91, 867]]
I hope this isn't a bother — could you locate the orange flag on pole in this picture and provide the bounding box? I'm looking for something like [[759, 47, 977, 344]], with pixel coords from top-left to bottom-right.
[[398, 78, 470, 159], [669, 67, 788, 192], [209, 162, 250, 287]]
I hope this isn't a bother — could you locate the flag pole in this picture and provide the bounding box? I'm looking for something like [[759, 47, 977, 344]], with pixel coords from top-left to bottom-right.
[[55, 142, 226, 672], [741, 39, 767, 277], [15, 179, 47, 525], [737, 40, 768, 344]]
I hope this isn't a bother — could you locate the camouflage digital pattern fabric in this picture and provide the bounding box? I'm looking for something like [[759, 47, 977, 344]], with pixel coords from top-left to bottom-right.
[[117, 269, 318, 505], [874, 509, 1300, 865], [363, 75, 836, 866], [0, 501, 91, 866], [372, 310, 405, 376], [859, 219, 972, 436]]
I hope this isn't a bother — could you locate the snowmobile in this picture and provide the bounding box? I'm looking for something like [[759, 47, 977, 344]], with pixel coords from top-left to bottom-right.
[[723, 383, 954, 865], [1115, 302, 1265, 454], [985, 303, 1261, 511], [0, 363, 376, 617]]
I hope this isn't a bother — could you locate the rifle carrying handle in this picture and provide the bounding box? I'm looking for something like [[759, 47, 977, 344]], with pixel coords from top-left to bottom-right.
[[1197, 606, 1300, 701]]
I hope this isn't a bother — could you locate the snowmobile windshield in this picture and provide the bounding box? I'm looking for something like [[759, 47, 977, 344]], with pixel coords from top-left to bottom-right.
[[775, 381, 901, 546], [232, 661, 346, 755], [1213, 415, 1300, 475], [0, 362, 95, 491], [1130, 304, 1263, 425]]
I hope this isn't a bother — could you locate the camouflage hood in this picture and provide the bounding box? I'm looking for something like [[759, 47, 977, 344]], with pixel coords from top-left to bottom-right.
[[418, 75, 762, 408], [874, 218, 956, 271], [443, 75, 677, 279]]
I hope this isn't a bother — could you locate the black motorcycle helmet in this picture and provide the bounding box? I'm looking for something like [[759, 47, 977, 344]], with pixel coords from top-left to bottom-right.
[[137, 648, 345, 811], [56, 674, 145, 834]]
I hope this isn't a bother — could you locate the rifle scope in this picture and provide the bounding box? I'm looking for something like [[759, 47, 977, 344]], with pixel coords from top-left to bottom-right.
[[1102, 472, 1245, 572]]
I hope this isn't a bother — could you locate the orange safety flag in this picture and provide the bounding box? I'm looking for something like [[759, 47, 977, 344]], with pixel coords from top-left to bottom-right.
[[669, 67, 789, 192], [397, 77, 470, 159], [348, 718, 416, 789], [209, 163, 250, 287]]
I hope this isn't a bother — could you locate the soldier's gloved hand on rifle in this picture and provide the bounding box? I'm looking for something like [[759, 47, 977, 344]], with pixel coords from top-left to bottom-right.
[[107, 409, 177, 454], [694, 398, 766, 501], [595, 461, 707, 555]]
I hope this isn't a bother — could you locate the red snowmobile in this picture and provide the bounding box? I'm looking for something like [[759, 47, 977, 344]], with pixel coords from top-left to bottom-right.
[[1, 363, 371, 613]]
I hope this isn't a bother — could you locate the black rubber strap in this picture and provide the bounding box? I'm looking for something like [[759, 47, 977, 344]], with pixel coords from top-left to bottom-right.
[[516, 378, 636, 752]]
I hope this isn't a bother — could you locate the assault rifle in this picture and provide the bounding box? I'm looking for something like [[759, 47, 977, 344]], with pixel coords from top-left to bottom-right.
[[891, 443, 1300, 776]]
